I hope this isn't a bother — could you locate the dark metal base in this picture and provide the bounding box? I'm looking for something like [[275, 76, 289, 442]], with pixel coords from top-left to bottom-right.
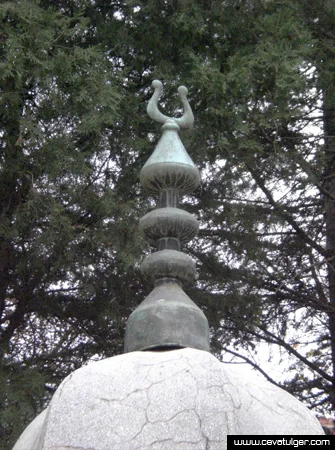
[[124, 282, 210, 353]]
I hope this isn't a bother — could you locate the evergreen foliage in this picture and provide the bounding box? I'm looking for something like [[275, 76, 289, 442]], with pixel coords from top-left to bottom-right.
[[1, 0, 335, 446]]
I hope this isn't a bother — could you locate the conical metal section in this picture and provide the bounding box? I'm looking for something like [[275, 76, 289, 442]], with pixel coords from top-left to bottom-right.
[[140, 122, 200, 195]]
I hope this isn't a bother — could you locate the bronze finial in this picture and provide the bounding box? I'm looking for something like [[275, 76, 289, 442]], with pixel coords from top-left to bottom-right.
[[124, 81, 210, 353]]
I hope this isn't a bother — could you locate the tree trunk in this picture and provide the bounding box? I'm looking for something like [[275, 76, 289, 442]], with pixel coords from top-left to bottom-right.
[[323, 84, 335, 413]]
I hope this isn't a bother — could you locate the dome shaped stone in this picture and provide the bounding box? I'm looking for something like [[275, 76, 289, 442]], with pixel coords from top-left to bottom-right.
[[13, 348, 324, 450]]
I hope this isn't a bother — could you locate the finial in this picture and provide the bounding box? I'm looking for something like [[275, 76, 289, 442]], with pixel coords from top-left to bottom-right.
[[140, 80, 200, 195], [124, 80, 209, 353], [147, 80, 194, 128]]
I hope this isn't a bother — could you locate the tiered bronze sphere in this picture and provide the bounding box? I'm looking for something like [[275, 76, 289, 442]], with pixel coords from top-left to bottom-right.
[[124, 81, 210, 353]]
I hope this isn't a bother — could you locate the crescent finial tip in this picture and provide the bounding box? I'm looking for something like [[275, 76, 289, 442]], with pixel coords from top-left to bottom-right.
[[147, 80, 193, 128], [178, 86, 188, 96], [152, 80, 162, 89]]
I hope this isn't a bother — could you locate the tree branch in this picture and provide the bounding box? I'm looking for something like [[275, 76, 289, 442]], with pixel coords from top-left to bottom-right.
[[221, 346, 285, 389]]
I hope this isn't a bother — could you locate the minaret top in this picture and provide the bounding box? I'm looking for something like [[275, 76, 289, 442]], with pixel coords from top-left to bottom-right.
[[124, 80, 210, 353]]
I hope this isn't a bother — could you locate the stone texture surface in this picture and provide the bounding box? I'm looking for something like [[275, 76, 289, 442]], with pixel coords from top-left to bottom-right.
[[13, 348, 324, 450]]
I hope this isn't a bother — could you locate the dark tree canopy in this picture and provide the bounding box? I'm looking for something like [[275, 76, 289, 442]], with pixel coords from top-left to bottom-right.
[[1, 0, 335, 447]]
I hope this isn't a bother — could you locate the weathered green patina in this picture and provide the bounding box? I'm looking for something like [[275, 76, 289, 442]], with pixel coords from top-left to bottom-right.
[[124, 80, 210, 353]]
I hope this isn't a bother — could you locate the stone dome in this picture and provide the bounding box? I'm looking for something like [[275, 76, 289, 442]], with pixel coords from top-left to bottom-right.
[[13, 348, 324, 450]]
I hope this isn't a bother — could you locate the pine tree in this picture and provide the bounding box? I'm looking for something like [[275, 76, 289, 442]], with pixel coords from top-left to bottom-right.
[[2, 0, 335, 446], [0, 1, 145, 445]]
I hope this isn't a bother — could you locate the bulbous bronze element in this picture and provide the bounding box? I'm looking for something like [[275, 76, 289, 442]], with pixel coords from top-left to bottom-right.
[[139, 208, 199, 245], [124, 283, 209, 352], [140, 250, 196, 284]]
